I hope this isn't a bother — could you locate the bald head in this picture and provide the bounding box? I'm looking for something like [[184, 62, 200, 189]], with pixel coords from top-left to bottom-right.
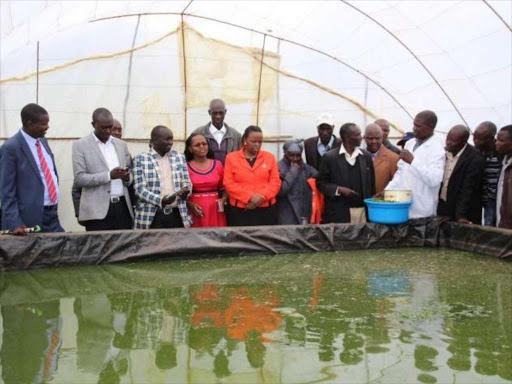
[[209, 99, 225, 110], [474, 121, 497, 154], [374, 119, 390, 141], [111, 119, 122, 139], [209, 99, 226, 129], [364, 123, 383, 153], [92, 107, 112, 123], [151, 125, 171, 141], [445, 124, 470, 155], [150, 125, 174, 156]]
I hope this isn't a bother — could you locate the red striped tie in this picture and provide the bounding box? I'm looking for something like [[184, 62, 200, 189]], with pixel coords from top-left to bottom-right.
[[35, 140, 57, 204]]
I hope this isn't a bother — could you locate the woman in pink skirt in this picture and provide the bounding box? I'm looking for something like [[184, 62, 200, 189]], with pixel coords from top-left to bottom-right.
[[185, 133, 227, 227]]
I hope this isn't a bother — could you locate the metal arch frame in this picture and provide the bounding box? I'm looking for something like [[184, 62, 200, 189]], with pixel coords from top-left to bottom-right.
[[339, 0, 469, 126], [482, 0, 512, 32], [90, 12, 414, 121]]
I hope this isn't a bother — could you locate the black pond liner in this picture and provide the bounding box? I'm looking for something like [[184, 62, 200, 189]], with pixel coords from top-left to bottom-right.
[[0, 217, 510, 272]]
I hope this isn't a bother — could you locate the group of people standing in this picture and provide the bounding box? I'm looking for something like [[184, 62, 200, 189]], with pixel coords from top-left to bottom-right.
[[0, 100, 511, 235]]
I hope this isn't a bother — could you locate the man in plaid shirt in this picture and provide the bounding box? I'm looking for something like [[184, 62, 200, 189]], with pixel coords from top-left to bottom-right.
[[133, 126, 193, 229]]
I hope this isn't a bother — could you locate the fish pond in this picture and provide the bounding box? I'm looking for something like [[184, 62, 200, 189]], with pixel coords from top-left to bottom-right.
[[0, 248, 510, 383]]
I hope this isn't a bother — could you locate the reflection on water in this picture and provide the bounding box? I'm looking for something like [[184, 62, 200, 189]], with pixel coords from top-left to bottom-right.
[[0, 248, 511, 383]]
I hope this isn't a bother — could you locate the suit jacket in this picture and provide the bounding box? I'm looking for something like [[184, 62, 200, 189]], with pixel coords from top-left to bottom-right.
[[133, 148, 193, 229], [192, 123, 242, 154], [497, 157, 512, 229], [72, 133, 134, 222], [437, 145, 486, 224], [384, 139, 401, 155], [0, 131, 59, 230], [224, 149, 281, 209], [373, 145, 399, 193], [317, 148, 375, 223], [304, 135, 342, 170]]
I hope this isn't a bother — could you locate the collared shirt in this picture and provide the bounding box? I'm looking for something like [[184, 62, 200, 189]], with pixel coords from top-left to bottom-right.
[[209, 123, 227, 146], [317, 135, 335, 157], [440, 144, 467, 201], [154, 151, 177, 208], [20, 129, 60, 206], [93, 133, 123, 197], [369, 146, 381, 161], [496, 155, 512, 226], [339, 144, 363, 166], [413, 135, 432, 152]]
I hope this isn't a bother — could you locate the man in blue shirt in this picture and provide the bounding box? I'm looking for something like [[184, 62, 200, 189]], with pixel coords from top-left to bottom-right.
[[0, 103, 64, 235]]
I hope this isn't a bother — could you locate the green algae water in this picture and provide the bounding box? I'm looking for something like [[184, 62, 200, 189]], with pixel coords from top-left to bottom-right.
[[0, 248, 511, 384]]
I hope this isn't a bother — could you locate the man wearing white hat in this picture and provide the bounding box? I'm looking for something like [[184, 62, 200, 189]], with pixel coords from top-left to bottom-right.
[[304, 113, 342, 170]]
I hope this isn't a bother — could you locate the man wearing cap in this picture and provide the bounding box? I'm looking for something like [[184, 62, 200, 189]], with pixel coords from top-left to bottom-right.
[[304, 113, 342, 170], [277, 140, 318, 225], [192, 99, 241, 165], [375, 119, 400, 154], [384, 110, 445, 219]]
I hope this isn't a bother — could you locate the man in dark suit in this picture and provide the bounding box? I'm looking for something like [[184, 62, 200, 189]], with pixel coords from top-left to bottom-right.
[[437, 125, 486, 224], [304, 113, 342, 170], [317, 123, 375, 223], [0, 103, 64, 235]]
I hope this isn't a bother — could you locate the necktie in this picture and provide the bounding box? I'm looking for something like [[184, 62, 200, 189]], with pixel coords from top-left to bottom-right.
[[35, 140, 57, 204]]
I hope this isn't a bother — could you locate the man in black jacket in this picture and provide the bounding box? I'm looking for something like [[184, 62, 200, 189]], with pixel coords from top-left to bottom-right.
[[304, 113, 342, 170], [437, 125, 486, 224], [317, 123, 375, 223]]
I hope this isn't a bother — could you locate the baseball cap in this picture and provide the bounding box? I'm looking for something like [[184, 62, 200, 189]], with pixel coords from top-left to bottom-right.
[[316, 113, 335, 127]]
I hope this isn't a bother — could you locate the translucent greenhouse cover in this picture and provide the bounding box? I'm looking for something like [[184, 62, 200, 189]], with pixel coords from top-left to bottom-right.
[[0, 0, 511, 231]]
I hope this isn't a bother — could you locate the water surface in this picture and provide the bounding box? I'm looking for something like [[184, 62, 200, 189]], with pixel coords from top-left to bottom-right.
[[0, 248, 511, 383]]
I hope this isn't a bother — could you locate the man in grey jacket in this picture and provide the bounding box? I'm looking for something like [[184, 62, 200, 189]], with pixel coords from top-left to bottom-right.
[[192, 99, 241, 165], [72, 108, 134, 231]]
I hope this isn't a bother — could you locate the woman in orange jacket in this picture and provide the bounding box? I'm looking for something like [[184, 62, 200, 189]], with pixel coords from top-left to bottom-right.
[[223, 126, 281, 226]]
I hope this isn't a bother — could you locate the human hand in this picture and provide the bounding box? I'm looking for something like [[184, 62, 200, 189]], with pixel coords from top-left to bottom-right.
[[121, 168, 130, 182], [373, 191, 385, 199], [337, 187, 359, 198], [12, 225, 28, 236], [457, 218, 472, 225], [399, 150, 414, 164], [162, 194, 176, 206], [187, 201, 204, 217], [178, 187, 190, 199], [110, 167, 129, 180], [290, 160, 301, 168], [247, 194, 265, 210]]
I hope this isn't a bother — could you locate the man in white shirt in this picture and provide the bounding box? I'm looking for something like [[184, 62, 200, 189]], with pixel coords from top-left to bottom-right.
[[72, 108, 134, 231], [384, 110, 445, 219]]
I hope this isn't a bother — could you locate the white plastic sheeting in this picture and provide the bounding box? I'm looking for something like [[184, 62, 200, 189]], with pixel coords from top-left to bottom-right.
[[1, 0, 511, 231]]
